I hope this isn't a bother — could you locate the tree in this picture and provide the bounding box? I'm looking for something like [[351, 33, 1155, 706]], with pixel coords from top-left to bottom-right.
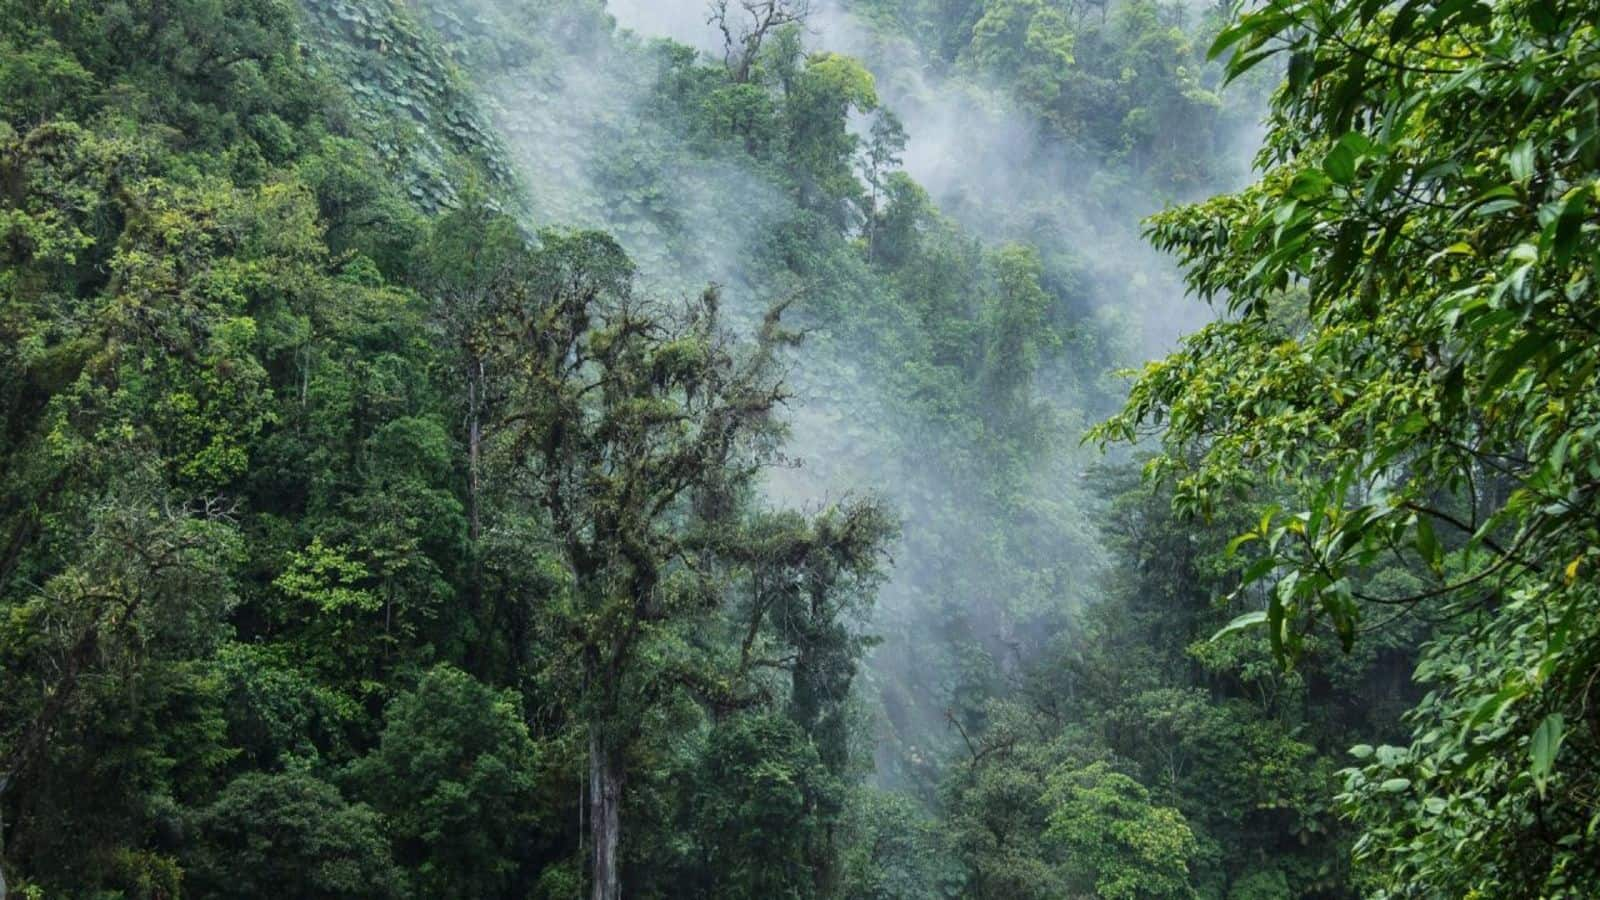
[[728, 504, 894, 771], [1094, 0, 1600, 891], [415, 197, 530, 551], [0, 497, 239, 806], [837, 787, 964, 900], [1043, 761, 1198, 900], [408, 196, 533, 672], [184, 771, 404, 899], [350, 665, 542, 898], [965, 0, 1076, 106], [941, 736, 1070, 900], [690, 713, 831, 899], [718, 503, 895, 892], [859, 109, 908, 260], [478, 228, 798, 900], [764, 48, 885, 223], [710, 0, 813, 84], [978, 244, 1058, 441]]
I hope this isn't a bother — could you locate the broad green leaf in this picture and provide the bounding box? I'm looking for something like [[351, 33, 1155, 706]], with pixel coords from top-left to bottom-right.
[[1211, 609, 1268, 642], [1324, 140, 1357, 184], [1415, 515, 1442, 570], [1479, 332, 1547, 399], [1530, 714, 1566, 797], [1507, 141, 1535, 181], [1460, 681, 1527, 741], [1225, 530, 1260, 558], [1551, 188, 1590, 268]]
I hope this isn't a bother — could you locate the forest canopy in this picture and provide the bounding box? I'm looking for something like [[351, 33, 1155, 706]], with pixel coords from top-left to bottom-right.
[[0, 0, 1595, 898]]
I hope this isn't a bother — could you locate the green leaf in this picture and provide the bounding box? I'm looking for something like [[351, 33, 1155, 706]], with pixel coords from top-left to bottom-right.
[[1211, 610, 1268, 642], [1507, 141, 1535, 182], [1551, 188, 1590, 268], [1415, 515, 1442, 570], [1290, 169, 1331, 199], [1473, 197, 1522, 218], [1267, 585, 1290, 663], [1388, 0, 1428, 40], [1460, 681, 1527, 741], [1528, 0, 1560, 34], [1324, 139, 1358, 184], [1479, 332, 1547, 399], [1208, 11, 1295, 63], [1225, 530, 1260, 558], [1206, 21, 1256, 60], [1240, 555, 1276, 585], [1530, 714, 1566, 797], [1379, 778, 1411, 793]]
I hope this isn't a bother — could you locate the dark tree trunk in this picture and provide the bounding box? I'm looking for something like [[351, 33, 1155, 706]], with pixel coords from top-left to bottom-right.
[[464, 357, 486, 673], [589, 732, 623, 900], [1, 777, 8, 900], [467, 357, 484, 544]]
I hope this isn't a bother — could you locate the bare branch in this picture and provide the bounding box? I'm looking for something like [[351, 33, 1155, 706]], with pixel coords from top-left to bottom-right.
[[707, 0, 811, 83]]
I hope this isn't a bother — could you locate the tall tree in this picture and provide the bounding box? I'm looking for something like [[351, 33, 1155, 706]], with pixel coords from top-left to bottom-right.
[[478, 227, 815, 899]]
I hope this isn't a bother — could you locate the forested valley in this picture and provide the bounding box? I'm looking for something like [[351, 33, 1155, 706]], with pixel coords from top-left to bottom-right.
[[1, 0, 1596, 897]]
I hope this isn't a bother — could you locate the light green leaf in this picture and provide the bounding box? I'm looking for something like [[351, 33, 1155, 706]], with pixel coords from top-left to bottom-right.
[[1225, 530, 1259, 558], [1211, 610, 1268, 642], [1507, 141, 1535, 181], [1530, 714, 1566, 797]]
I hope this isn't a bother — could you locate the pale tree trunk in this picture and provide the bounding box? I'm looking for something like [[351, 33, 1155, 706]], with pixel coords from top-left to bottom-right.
[[588, 733, 623, 900]]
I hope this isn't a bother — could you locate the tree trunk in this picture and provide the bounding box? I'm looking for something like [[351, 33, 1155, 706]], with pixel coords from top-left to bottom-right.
[[467, 357, 483, 544], [1, 774, 9, 900], [464, 357, 485, 672], [588, 733, 623, 900]]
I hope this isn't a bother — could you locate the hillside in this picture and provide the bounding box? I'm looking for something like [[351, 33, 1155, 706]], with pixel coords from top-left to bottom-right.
[[2, 0, 1596, 898]]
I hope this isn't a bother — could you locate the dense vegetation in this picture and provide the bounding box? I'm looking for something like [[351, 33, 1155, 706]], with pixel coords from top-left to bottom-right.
[[1096, 0, 1600, 892], [0, 0, 1593, 898]]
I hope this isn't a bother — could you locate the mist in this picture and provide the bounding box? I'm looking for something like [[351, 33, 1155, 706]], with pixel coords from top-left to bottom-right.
[[434, 0, 1261, 791], [605, 0, 1255, 353], [16, 0, 1548, 891]]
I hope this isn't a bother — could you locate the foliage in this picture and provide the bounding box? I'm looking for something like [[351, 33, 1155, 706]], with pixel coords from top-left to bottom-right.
[[184, 771, 404, 899], [847, 0, 1243, 191], [836, 787, 964, 899], [1043, 760, 1198, 899], [350, 665, 543, 898], [689, 714, 833, 899], [1095, 0, 1600, 893], [0, 0, 1530, 896], [297, 0, 515, 210]]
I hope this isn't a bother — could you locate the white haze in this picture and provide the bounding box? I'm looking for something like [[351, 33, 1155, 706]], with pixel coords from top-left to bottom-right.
[[479, 24, 791, 302], [606, 0, 724, 49], [458, 0, 1259, 788], [606, 0, 1250, 353]]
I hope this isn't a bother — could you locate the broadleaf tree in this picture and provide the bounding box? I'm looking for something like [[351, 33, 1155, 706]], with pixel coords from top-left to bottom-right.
[[1093, 0, 1600, 892]]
